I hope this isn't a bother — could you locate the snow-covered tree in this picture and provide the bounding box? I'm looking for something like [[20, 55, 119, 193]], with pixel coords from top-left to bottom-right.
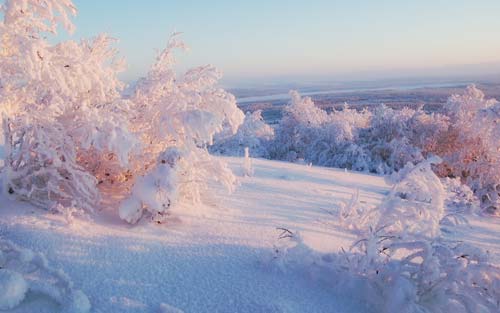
[[269, 91, 333, 162], [0, 0, 244, 223], [0, 0, 131, 211], [116, 34, 244, 223]]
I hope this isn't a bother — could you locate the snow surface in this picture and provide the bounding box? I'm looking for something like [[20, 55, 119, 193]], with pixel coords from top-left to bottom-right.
[[1, 157, 499, 312]]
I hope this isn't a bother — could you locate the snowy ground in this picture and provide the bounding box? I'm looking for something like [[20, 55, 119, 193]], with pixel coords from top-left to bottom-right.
[[0, 157, 499, 312]]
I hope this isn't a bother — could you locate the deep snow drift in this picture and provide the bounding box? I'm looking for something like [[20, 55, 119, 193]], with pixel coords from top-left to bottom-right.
[[1, 157, 499, 312]]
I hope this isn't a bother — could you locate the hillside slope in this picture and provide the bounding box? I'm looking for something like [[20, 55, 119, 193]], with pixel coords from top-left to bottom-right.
[[0, 157, 498, 312]]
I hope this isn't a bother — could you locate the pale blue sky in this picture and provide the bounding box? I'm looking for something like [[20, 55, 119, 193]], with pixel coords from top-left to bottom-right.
[[55, 0, 500, 84]]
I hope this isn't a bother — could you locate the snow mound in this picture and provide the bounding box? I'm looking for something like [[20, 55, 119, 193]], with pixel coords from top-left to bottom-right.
[[0, 269, 28, 310], [159, 303, 185, 313], [0, 239, 90, 312], [64, 290, 91, 313]]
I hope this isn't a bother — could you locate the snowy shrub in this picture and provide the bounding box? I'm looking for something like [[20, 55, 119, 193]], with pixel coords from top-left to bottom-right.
[[0, 0, 130, 211], [442, 177, 479, 215], [276, 232, 500, 313], [273, 157, 500, 313], [356, 105, 448, 174], [0, 0, 244, 223], [286, 90, 330, 126], [360, 106, 421, 168], [337, 188, 378, 233], [210, 110, 274, 158], [269, 92, 371, 165], [269, 91, 446, 174], [268, 92, 324, 162], [345, 232, 500, 313], [436, 85, 500, 216], [0, 239, 90, 312], [116, 34, 244, 223], [359, 156, 446, 239], [359, 159, 499, 311], [306, 106, 371, 169]]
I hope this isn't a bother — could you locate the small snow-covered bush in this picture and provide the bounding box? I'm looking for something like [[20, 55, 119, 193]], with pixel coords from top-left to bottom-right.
[[377, 156, 445, 238], [345, 232, 500, 313], [437, 85, 500, 216], [0, 0, 244, 223], [340, 157, 446, 239], [0, 239, 90, 312], [442, 177, 479, 215], [272, 157, 500, 313], [210, 110, 274, 158]]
